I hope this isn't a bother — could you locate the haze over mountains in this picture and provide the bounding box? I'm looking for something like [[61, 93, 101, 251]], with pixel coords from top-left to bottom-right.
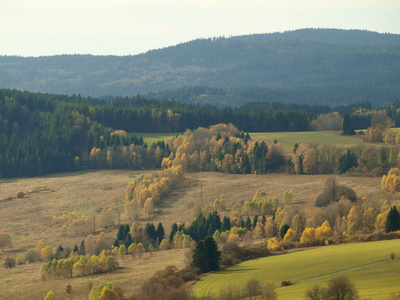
[[1, 28, 400, 107]]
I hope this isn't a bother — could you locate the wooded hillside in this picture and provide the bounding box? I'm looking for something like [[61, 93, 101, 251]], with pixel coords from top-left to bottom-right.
[[1, 29, 399, 106]]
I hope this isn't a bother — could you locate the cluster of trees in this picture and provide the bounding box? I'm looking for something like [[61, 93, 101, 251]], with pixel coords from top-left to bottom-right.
[[114, 222, 165, 249], [6, 87, 400, 179], [53, 212, 93, 236], [39, 251, 118, 280], [88, 283, 123, 300], [305, 276, 359, 300], [218, 278, 277, 300], [382, 168, 400, 194], [162, 123, 285, 174], [124, 165, 184, 220], [42, 282, 124, 300], [242, 190, 281, 215], [184, 212, 223, 242], [287, 142, 400, 176]]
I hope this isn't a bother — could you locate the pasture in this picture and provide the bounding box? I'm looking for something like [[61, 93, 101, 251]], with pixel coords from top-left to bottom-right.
[[133, 132, 182, 145], [191, 239, 400, 299], [134, 130, 364, 153], [0, 169, 388, 299], [250, 131, 364, 152]]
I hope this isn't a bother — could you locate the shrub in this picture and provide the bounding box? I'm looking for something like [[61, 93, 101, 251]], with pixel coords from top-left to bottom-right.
[[245, 278, 262, 298], [17, 249, 40, 265], [16, 191, 25, 198], [281, 280, 292, 286], [3, 257, 16, 268], [324, 276, 358, 300]]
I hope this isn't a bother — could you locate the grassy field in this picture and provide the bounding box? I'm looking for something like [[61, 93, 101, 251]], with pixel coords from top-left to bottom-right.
[[191, 239, 400, 299], [133, 131, 364, 153], [0, 170, 385, 299], [132, 132, 182, 145], [250, 131, 364, 152]]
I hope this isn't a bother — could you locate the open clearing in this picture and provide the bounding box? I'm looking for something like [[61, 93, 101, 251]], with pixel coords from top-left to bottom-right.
[[135, 130, 364, 153], [191, 239, 400, 299], [133, 132, 182, 145], [250, 131, 364, 152], [0, 169, 390, 299], [133, 130, 364, 153]]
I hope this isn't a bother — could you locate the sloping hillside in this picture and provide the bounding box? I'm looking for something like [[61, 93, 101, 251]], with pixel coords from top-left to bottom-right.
[[1, 29, 399, 106]]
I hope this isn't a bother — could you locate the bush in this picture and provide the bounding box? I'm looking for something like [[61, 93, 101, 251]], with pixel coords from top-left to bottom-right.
[[281, 280, 292, 286], [16, 191, 25, 198], [315, 178, 357, 207], [325, 276, 358, 300], [17, 249, 40, 265], [3, 257, 16, 268]]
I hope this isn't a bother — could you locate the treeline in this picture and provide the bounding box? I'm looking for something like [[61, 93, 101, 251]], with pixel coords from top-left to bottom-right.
[[39, 251, 118, 281], [4, 88, 400, 179]]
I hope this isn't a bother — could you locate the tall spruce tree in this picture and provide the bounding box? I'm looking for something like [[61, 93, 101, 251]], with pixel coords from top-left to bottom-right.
[[385, 206, 400, 233], [191, 236, 221, 273]]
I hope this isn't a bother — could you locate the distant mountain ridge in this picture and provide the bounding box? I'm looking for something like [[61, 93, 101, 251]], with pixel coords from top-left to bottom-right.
[[0, 28, 399, 106]]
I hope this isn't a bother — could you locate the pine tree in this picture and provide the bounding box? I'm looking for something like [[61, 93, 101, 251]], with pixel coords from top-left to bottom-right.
[[117, 225, 125, 241], [204, 236, 221, 272], [245, 217, 252, 231], [124, 233, 133, 248], [191, 236, 221, 273], [385, 206, 400, 233], [156, 222, 165, 245], [342, 113, 355, 135]]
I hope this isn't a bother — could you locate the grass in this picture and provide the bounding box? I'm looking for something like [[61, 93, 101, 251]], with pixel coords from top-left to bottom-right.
[[191, 239, 400, 299], [0, 170, 388, 299], [133, 131, 364, 152], [132, 132, 182, 145], [250, 131, 364, 152], [0, 248, 189, 300]]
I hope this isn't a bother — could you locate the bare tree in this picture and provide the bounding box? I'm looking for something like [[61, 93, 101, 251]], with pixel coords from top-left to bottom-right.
[[324, 276, 359, 300]]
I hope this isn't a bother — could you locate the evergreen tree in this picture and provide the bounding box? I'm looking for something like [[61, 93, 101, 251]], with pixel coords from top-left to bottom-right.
[[122, 224, 130, 240], [204, 236, 221, 272], [253, 215, 259, 228], [156, 222, 165, 245], [220, 216, 231, 232], [145, 223, 157, 244], [124, 233, 133, 248], [170, 223, 178, 242], [279, 224, 290, 239], [337, 150, 358, 174], [385, 206, 400, 233], [117, 225, 125, 241], [245, 217, 252, 231], [191, 236, 221, 273], [342, 113, 355, 135], [79, 240, 85, 255]]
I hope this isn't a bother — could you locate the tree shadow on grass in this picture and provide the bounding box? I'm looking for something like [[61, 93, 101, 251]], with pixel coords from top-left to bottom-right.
[[218, 267, 257, 274]]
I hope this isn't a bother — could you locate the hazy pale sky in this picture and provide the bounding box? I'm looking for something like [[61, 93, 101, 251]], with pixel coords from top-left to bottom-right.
[[1, 0, 399, 57]]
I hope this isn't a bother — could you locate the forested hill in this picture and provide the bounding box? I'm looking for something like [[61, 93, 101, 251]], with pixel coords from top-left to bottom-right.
[[1, 28, 400, 106]]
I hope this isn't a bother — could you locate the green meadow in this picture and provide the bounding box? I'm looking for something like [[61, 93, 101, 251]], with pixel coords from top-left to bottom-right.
[[250, 131, 364, 152], [132, 132, 183, 145], [191, 239, 400, 299], [134, 131, 364, 153]]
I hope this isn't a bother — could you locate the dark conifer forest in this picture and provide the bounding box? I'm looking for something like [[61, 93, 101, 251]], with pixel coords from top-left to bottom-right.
[[1, 29, 399, 107]]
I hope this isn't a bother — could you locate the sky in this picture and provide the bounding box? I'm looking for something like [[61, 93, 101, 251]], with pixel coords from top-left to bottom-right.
[[1, 0, 399, 57]]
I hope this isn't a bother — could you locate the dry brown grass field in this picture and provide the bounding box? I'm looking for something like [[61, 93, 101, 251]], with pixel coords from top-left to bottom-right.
[[0, 170, 386, 299]]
